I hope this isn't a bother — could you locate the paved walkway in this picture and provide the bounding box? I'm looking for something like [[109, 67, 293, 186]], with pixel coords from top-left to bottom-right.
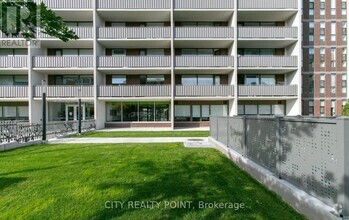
[[49, 137, 209, 144], [96, 127, 209, 132]]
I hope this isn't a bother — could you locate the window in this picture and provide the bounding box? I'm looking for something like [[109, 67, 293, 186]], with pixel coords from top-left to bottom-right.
[[342, 0, 347, 15], [181, 49, 223, 56], [112, 49, 126, 56], [140, 75, 165, 85], [259, 105, 272, 115], [320, 0, 326, 15], [18, 106, 29, 118], [66, 21, 93, 27], [147, 49, 164, 56], [331, 74, 336, 94], [320, 100, 325, 116], [320, 22, 326, 42], [192, 105, 201, 121], [241, 75, 277, 85], [309, 0, 314, 15], [331, 0, 336, 15], [343, 48, 347, 67], [139, 103, 155, 122], [175, 105, 191, 121], [181, 75, 221, 86], [342, 74, 347, 93], [320, 48, 325, 67], [309, 22, 314, 41], [331, 48, 336, 67], [0, 75, 28, 86], [309, 74, 314, 95], [112, 75, 126, 85], [342, 21, 347, 41], [320, 74, 325, 94], [3, 106, 16, 118], [309, 101, 314, 116], [331, 100, 336, 116], [0, 49, 27, 56], [331, 22, 337, 41], [309, 48, 314, 68], [245, 105, 258, 115], [260, 75, 276, 85]]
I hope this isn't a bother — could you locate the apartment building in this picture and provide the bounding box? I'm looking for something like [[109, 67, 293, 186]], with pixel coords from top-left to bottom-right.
[[302, 0, 349, 116], [0, 0, 302, 129]]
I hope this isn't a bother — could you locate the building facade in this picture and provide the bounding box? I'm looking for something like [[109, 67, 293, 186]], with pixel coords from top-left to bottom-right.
[[302, 0, 349, 116], [0, 0, 302, 129]]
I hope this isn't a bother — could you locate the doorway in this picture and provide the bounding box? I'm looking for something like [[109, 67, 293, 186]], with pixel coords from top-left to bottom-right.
[[66, 104, 85, 121]]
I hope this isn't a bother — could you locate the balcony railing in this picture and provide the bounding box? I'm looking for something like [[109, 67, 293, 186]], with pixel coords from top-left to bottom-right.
[[0, 56, 27, 68], [99, 85, 171, 97], [176, 56, 234, 67], [238, 85, 298, 97], [97, 0, 171, 9], [238, 56, 298, 68], [238, 27, 298, 39], [238, 0, 298, 9], [36, 0, 92, 9], [40, 27, 94, 39], [175, 0, 234, 9], [34, 86, 94, 98], [33, 56, 94, 68], [98, 27, 171, 39], [0, 86, 28, 98], [98, 56, 171, 68], [175, 27, 234, 38], [176, 85, 234, 97]]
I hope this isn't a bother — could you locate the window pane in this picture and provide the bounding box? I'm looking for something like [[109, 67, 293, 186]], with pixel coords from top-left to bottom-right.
[[139, 103, 154, 121], [259, 105, 271, 115], [123, 103, 138, 122], [0, 49, 13, 56], [215, 75, 221, 85], [63, 76, 79, 85], [202, 105, 210, 121], [245, 75, 259, 85], [155, 103, 169, 121], [147, 49, 164, 56], [112, 49, 126, 56], [14, 49, 27, 56], [14, 75, 28, 85], [198, 75, 213, 85], [85, 103, 94, 120], [107, 103, 122, 122], [182, 75, 197, 85], [238, 105, 245, 115], [260, 75, 275, 85], [79, 49, 93, 56], [17, 106, 29, 117], [198, 49, 213, 55], [3, 106, 16, 118], [147, 75, 165, 85], [244, 49, 259, 55], [245, 105, 258, 115], [112, 75, 126, 85], [0, 76, 14, 85], [259, 49, 274, 55], [192, 105, 201, 121], [0, 107, 2, 118], [63, 49, 79, 56], [182, 49, 197, 55], [211, 105, 226, 116], [175, 105, 190, 121]]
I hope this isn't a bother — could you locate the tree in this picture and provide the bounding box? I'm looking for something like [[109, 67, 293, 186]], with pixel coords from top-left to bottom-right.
[[0, 0, 78, 42], [342, 101, 349, 116]]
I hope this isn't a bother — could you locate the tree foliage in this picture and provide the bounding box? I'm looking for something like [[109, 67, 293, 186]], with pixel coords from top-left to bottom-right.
[[0, 0, 78, 42], [342, 101, 349, 116]]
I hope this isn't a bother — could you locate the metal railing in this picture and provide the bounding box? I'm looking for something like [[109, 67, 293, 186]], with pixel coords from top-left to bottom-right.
[[238, 27, 298, 39], [238, 0, 298, 9], [238, 56, 298, 67], [175, 56, 234, 67], [0, 56, 27, 68], [36, 0, 93, 9], [98, 27, 171, 39], [98, 56, 171, 68], [176, 85, 234, 97], [175, 0, 234, 9], [175, 27, 234, 38], [99, 85, 171, 97], [238, 85, 298, 96], [33, 56, 94, 68], [0, 86, 28, 98], [40, 27, 94, 39], [46, 120, 96, 139], [34, 86, 94, 98], [97, 0, 171, 9]]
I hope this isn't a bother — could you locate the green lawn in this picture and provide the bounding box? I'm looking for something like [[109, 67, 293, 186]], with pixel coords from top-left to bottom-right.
[[71, 131, 210, 138], [0, 143, 305, 220]]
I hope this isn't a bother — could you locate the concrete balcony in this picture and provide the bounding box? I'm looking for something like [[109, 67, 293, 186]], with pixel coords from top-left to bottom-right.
[[34, 86, 94, 98], [175, 27, 234, 39], [98, 27, 171, 39], [37, 0, 92, 9], [238, 56, 298, 68], [97, 0, 171, 9], [238, 27, 298, 39], [33, 56, 94, 69], [98, 56, 171, 68], [176, 85, 234, 97], [174, 0, 234, 9], [0, 56, 27, 68], [40, 27, 94, 39], [0, 86, 28, 98], [238, 0, 297, 9], [175, 56, 234, 68], [238, 85, 298, 97], [99, 85, 171, 97]]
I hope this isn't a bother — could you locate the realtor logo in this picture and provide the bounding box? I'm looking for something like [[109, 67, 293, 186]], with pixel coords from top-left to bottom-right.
[[0, 0, 41, 48]]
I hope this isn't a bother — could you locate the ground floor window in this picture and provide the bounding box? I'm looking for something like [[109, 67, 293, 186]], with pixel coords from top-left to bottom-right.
[[175, 104, 228, 122], [106, 102, 170, 122], [0, 103, 29, 121], [48, 102, 94, 122], [238, 104, 285, 116]]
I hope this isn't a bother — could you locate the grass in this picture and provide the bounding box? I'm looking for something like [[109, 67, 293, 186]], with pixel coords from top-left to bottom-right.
[[71, 131, 210, 138], [0, 143, 305, 220]]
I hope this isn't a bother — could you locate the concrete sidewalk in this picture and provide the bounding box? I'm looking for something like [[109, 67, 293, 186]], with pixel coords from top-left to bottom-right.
[[49, 137, 209, 144], [96, 127, 209, 132]]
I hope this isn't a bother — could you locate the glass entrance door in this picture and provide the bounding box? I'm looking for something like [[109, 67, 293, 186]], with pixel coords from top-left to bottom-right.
[[66, 104, 85, 121]]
